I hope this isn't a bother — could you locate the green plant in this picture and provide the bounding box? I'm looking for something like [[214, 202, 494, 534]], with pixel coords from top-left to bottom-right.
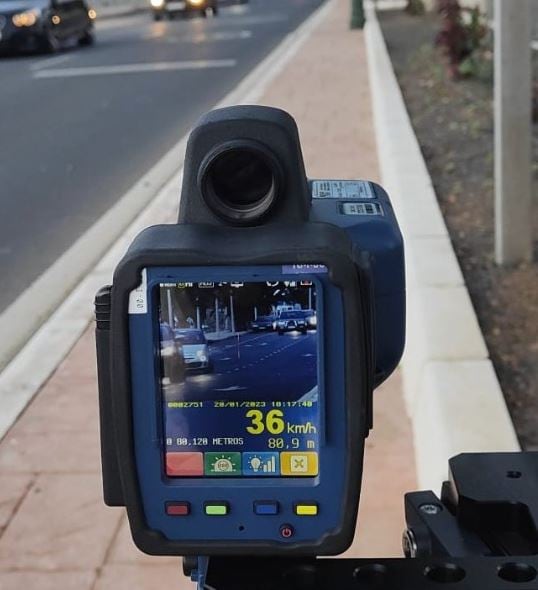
[[436, 0, 489, 79], [405, 0, 425, 15]]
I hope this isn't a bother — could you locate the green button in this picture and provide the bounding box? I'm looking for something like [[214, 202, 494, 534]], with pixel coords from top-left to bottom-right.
[[205, 503, 228, 516], [204, 452, 242, 476]]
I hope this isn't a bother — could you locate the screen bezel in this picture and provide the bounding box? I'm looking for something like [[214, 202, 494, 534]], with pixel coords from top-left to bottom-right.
[[112, 220, 368, 555], [150, 266, 326, 487]]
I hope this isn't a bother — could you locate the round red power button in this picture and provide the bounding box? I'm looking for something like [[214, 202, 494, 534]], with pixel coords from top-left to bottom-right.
[[280, 524, 294, 539]]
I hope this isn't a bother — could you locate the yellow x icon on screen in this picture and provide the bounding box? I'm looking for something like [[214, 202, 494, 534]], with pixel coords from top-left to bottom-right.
[[280, 452, 318, 476]]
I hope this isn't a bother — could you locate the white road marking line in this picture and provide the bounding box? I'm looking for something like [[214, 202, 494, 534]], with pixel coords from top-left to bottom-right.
[[214, 386, 246, 391], [221, 14, 288, 26], [30, 53, 72, 72], [96, 14, 146, 31], [227, 4, 248, 15], [0, 0, 335, 441], [33, 59, 237, 79], [208, 29, 252, 41], [143, 29, 252, 43]]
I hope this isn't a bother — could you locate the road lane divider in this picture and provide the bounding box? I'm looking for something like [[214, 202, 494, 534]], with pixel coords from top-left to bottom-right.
[[142, 30, 253, 42], [29, 54, 72, 72], [0, 0, 334, 440]]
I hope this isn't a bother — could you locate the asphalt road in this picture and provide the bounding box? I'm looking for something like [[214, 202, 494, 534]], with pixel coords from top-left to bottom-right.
[[0, 0, 324, 314], [164, 330, 318, 401]]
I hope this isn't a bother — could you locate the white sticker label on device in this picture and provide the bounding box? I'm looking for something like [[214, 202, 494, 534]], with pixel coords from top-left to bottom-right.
[[340, 202, 384, 216], [128, 268, 148, 314], [312, 180, 374, 199]]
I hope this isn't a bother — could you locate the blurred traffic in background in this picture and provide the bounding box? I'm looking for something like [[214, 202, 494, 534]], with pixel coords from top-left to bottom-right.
[[0, 0, 325, 372], [0, 0, 250, 54]]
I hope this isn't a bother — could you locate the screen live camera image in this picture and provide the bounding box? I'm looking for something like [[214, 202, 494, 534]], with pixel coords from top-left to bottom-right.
[[158, 280, 320, 478]]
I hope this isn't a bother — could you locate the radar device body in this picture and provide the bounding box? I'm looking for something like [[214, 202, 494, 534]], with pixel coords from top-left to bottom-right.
[[96, 106, 405, 557]]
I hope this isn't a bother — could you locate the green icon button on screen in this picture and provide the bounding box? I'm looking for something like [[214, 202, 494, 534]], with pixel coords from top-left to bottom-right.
[[204, 452, 242, 476]]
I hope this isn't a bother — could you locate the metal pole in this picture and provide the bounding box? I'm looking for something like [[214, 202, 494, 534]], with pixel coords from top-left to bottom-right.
[[229, 294, 236, 333], [485, 0, 494, 21], [350, 0, 365, 29], [166, 289, 174, 327], [494, 0, 533, 265], [215, 296, 219, 335], [196, 306, 201, 330]]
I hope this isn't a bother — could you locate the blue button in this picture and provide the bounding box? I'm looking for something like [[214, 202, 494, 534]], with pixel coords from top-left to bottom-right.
[[254, 501, 279, 516], [243, 452, 280, 476]]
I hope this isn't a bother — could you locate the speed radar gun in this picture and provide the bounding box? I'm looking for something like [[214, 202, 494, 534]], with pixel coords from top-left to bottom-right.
[[95, 105, 407, 587]]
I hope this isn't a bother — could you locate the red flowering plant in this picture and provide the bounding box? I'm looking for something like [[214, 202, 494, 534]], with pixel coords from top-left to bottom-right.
[[436, 0, 490, 79]]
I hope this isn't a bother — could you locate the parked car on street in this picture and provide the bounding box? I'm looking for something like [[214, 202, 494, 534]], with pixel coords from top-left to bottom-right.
[[301, 309, 317, 330], [160, 323, 185, 385], [174, 328, 212, 372], [250, 315, 276, 332], [0, 0, 95, 54], [150, 0, 217, 20], [276, 311, 308, 335]]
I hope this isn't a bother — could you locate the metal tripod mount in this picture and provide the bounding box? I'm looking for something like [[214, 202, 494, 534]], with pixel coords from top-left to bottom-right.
[[184, 452, 538, 590]]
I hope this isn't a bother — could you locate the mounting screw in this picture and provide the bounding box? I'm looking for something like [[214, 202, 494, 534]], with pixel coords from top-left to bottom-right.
[[419, 503, 441, 515], [402, 528, 418, 558]]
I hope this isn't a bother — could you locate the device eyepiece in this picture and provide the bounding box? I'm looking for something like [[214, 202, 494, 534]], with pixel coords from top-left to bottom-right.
[[198, 140, 282, 225]]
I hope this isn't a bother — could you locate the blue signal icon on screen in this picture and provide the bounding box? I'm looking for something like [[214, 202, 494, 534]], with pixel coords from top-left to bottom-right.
[[243, 453, 280, 476]]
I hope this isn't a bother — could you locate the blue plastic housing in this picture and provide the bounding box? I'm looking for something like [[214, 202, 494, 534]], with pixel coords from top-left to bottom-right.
[[129, 265, 349, 547], [310, 180, 405, 386]]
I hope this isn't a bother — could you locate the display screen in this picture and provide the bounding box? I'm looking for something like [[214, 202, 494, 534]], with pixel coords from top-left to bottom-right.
[[158, 279, 320, 478]]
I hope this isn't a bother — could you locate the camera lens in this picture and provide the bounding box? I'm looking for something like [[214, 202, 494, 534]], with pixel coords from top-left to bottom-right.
[[199, 140, 281, 225]]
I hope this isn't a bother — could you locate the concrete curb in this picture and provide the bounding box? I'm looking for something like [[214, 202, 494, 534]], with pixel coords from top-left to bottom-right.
[[364, 2, 520, 491]]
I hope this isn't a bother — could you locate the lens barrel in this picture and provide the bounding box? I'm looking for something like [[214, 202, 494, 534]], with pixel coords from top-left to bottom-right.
[[198, 140, 282, 225]]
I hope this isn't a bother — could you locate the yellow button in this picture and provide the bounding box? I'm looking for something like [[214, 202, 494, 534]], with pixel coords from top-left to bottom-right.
[[295, 504, 318, 516], [280, 452, 318, 476]]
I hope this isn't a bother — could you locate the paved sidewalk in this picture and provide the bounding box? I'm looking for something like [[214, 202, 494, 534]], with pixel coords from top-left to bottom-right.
[[0, 2, 416, 588]]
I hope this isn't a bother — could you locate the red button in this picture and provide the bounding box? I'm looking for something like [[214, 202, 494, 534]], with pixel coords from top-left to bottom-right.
[[280, 524, 294, 539], [166, 502, 190, 516], [166, 452, 204, 477]]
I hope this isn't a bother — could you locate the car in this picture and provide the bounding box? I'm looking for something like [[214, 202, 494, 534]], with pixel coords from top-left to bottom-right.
[[276, 311, 308, 335], [174, 328, 212, 372], [150, 0, 217, 21], [0, 0, 95, 54], [275, 303, 300, 316], [250, 315, 275, 332], [160, 324, 185, 385], [301, 309, 317, 330]]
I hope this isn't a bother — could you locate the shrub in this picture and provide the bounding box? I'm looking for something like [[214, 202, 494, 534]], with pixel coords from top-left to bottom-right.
[[436, 0, 489, 79]]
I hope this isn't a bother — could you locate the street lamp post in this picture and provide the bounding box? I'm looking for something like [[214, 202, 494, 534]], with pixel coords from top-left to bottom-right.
[[351, 0, 365, 29], [166, 289, 174, 328], [229, 293, 236, 333], [494, 0, 533, 265]]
